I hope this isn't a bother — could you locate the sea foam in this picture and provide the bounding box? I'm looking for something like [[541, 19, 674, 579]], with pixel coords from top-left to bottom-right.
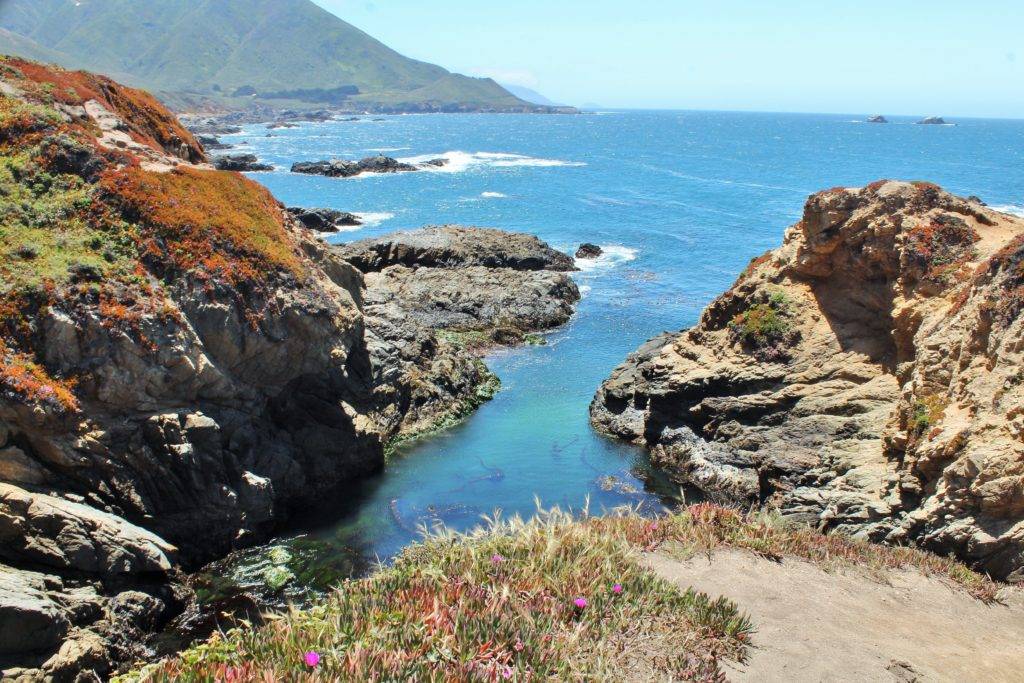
[[991, 204, 1024, 218], [574, 245, 639, 272], [399, 151, 585, 173]]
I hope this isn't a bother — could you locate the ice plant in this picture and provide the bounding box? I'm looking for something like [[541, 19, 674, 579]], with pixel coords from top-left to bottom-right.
[[304, 651, 320, 668], [573, 597, 587, 609], [612, 583, 623, 594]]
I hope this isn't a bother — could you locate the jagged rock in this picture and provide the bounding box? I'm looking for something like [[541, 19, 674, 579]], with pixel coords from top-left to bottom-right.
[[866, 115, 888, 123], [291, 155, 445, 178], [287, 207, 362, 232], [0, 566, 70, 656], [576, 243, 603, 258], [211, 153, 273, 171], [592, 180, 1024, 579], [917, 116, 948, 125]]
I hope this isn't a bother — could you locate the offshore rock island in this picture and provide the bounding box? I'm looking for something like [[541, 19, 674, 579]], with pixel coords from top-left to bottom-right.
[[0, 59, 578, 678], [592, 181, 1024, 580]]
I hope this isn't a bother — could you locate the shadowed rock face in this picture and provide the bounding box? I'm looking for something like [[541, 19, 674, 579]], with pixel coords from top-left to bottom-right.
[[592, 181, 1024, 581]]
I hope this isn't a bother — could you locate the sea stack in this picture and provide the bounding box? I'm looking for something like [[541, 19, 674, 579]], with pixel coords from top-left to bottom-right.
[[866, 115, 888, 123]]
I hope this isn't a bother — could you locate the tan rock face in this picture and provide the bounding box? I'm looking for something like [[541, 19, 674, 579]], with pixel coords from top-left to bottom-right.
[[592, 181, 1024, 580]]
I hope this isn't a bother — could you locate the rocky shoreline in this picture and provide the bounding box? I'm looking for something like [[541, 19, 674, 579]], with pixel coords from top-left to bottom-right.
[[591, 181, 1024, 581], [291, 155, 448, 178], [0, 59, 581, 680]]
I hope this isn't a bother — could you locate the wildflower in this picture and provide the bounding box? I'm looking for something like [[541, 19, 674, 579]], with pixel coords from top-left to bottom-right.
[[573, 597, 587, 609], [649, 521, 659, 531], [514, 638, 524, 652], [502, 666, 514, 679], [491, 553, 505, 565], [304, 651, 321, 668], [612, 583, 623, 594]]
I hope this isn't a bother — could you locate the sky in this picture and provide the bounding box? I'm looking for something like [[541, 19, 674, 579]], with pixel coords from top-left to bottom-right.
[[312, 0, 1024, 118]]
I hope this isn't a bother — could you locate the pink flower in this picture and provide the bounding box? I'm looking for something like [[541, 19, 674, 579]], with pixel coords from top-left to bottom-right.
[[573, 597, 588, 609], [304, 651, 321, 668], [491, 553, 505, 565], [612, 583, 623, 594], [502, 666, 514, 679], [513, 638, 524, 652], [649, 522, 659, 531]]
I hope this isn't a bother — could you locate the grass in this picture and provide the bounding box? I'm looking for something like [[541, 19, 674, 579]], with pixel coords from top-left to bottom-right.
[[119, 503, 997, 682]]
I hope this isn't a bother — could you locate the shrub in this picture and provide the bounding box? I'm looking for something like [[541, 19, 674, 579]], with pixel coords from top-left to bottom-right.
[[728, 290, 798, 360]]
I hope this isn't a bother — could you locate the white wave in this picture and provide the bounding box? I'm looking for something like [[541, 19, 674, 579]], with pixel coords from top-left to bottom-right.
[[481, 191, 507, 198], [366, 147, 410, 153], [574, 245, 639, 272], [399, 151, 585, 173], [353, 212, 395, 227], [991, 204, 1024, 218]]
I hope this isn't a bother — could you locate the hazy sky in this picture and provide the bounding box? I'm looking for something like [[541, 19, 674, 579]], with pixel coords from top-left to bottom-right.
[[312, 0, 1023, 118]]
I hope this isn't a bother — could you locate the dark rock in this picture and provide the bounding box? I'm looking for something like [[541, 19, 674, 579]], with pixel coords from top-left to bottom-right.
[[196, 134, 231, 150], [336, 225, 578, 273], [211, 154, 274, 172], [866, 115, 888, 123], [290, 155, 423, 178], [916, 116, 948, 125], [287, 207, 362, 232], [575, 243, 603, 259]]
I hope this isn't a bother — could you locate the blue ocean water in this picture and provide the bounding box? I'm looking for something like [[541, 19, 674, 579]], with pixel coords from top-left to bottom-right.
[[218, 112, 1024, 592]]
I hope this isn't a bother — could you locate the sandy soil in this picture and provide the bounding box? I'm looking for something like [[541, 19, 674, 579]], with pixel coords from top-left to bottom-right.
[[645, 549, 1024, 682]]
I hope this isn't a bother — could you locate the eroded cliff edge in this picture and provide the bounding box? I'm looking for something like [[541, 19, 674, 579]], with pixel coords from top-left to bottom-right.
[[0, 58, 578, 679], [592, 181, 1024, 580]]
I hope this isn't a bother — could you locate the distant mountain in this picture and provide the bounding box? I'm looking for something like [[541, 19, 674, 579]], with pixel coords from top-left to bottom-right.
[[0, 0, 554, 113], [501, 83, 566, 107]]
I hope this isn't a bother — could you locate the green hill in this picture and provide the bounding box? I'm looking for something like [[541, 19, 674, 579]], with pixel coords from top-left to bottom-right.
[[0, 0, 545, 112]]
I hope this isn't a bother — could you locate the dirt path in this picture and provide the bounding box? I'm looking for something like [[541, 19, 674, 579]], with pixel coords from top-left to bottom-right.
[[645, 549, 1024, 682]]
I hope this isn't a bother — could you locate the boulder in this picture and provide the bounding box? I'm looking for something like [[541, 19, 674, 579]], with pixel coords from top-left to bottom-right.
[[575, 243, 603, 258], [211, 153, 274, 171], [916, 116, 948, 125], [287, 207, 362, 232]]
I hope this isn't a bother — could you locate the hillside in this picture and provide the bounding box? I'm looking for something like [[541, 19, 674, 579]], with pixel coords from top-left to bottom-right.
[[0, 59, 581, 679], [0, 0, 553, 113], [592, 181, 1024, 582]]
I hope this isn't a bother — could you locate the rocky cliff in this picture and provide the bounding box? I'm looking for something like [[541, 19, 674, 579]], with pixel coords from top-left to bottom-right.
[[0, 59, 578, 679], [592, 181, 1024, 581]]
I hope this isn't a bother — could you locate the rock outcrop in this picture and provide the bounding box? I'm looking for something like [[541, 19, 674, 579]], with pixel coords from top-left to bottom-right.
[[290, 155, 446, 178], [211, 153, 274, 172], [917, 116, 948, 125], [576, 243, 603, 259], [0, 60, 577, 678], [592, 181, 1024, 581], [867, 115, 888, 123], [336, 227, 581, 350], [286, 207, 362, 232]]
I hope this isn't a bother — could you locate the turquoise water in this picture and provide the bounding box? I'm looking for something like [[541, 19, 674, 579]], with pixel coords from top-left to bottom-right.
[[219, 111, 1024, 595]]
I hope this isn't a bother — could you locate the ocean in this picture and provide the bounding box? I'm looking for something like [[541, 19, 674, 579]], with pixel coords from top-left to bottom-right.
[[208, 111, 1024, 597]]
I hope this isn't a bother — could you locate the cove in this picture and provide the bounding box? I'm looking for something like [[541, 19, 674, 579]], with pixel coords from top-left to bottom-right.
[[206, 110, 1024, 600]]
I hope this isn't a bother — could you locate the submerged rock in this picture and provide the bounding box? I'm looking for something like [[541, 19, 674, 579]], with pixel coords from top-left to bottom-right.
[[591, 180, 1024, 580]]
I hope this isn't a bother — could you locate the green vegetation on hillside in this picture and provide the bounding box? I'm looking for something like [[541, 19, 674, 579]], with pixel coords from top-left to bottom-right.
[[119, 503, 995, 682], [0, 0, 536, 111]]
